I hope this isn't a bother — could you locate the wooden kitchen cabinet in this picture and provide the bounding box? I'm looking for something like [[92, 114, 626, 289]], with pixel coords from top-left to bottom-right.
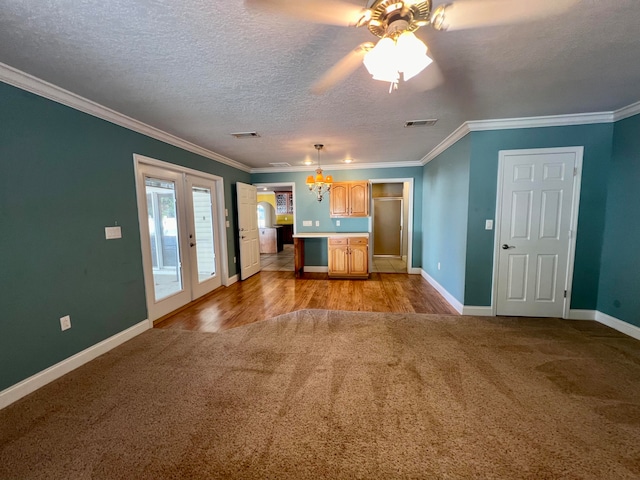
[[259, 227, 283, 254], [330, 181, 370, 217], [328, 237, 369, 278]]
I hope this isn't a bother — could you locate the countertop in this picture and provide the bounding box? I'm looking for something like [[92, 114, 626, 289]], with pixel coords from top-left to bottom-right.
[[292, 232, 369, 238]]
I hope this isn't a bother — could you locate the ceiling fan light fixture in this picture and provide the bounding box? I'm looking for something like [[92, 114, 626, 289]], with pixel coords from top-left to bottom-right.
[[363, 31, 432, 86], [396, 31, 432, 80], [363, 37, 400, 83]]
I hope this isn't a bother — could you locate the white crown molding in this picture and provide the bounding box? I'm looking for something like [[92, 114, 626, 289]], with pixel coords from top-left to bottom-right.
[[0, 63, 251, 173], [420, 123, 471, 165], [421, 101, 640, 165], [250, 160, 422, 174], [467, 111, 614, 132], [613, 100, 640, 122]]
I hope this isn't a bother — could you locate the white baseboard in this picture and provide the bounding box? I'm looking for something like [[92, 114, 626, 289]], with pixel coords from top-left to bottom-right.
[[568, 309, 597, 320], [595, 311, 640, 341], [408, 267, 422, 275], [0, 319, 151, 410], [226, 274, 238, 286], [421, 270, 463, 313], [304, 266, 329, 273], [462, 306, 493, 316]]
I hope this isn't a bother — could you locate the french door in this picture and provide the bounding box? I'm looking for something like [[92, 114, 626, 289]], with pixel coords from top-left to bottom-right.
[[136, 161, 224, 320]]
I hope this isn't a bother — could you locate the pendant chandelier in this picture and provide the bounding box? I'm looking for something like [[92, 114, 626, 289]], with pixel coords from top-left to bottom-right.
[[306, 144, 333, 202]]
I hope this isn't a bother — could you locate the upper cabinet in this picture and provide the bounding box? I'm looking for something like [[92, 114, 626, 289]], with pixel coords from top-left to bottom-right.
[[275, 191, 293, 214], [330, 181, 370, 218]]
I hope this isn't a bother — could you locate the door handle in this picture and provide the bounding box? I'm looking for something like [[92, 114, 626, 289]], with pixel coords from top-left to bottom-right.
[[502, 244, 514, 250], [190, 242, 196, 247], [241, 236, 246, 239]]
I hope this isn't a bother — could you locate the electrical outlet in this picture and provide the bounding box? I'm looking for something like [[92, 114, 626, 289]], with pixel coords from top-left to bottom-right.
[[60, 315, 71, 331], [315, 220, 320, 227], [437, 262, 441, 271], [485, 219, 493, 230], [336, 220, 340, 226]]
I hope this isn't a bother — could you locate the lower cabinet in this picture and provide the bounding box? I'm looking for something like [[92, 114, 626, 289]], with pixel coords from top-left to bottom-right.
[[259, 227, 283, 254], [328, 237, 368, 278]]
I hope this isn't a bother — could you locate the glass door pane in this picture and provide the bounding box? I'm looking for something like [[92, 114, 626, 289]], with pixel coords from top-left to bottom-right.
[[145, 177, 183, 301], [192, 186, 216, 283]]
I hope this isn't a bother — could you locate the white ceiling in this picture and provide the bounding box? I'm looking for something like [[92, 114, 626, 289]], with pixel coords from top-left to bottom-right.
[[1, 0, 639, 170]]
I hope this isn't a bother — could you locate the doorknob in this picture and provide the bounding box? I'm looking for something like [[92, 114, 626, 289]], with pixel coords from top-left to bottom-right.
[[502, 244, 514, 250], [190, 242, 195, 247], [241, 236, 246, 239]]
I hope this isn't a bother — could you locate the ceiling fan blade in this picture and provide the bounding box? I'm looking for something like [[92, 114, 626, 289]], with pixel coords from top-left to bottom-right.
[[246, 0, 367, 27], [311, 43, 374, 95], [432, 0, 580, 31]]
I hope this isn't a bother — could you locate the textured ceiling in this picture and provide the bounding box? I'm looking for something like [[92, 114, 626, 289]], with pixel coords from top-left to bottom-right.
[[1, 0, 639, 170]]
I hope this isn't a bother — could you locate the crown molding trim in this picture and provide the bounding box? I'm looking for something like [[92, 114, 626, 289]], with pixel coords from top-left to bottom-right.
[[0, 63, 251, 173], [467, 111, 614, 131], [420, 123, 471, 165], [613, 100, 640, 122], [250, 160, 422, 174], [421, 101, 640, 165]]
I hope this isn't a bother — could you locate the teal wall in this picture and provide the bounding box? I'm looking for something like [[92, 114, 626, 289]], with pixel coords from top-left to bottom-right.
[[252, 167, 424, 267], [464, 124, 614, 307], [422, 135, 471, 303], [597, 114, 640, 326], [0, 82, 249, 391]]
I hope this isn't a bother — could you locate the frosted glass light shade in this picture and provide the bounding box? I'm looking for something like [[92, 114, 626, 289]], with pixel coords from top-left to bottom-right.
[[363, 32, 432, 84], [363, 37, 399, 83]]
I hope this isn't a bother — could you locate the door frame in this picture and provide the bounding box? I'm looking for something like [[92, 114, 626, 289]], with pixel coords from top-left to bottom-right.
[[369, 178, 415, 273], [252, 182, 297, 235], [133, 154, 229, 320], [491, 146, 584, 319]]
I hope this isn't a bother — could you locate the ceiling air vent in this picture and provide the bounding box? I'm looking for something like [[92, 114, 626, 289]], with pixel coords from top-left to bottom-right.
[[230, 131, 260, 138], [404, 119, 438, 127], [269, 162, 291, 168]]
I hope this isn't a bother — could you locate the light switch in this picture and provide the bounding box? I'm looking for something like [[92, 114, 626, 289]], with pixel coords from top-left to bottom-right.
[[105, 226, 122, 239], [315, 221, 320, 227], [225, 209, 228, 217], [485, 219, 493, 230], [336, 220, 340, 226]]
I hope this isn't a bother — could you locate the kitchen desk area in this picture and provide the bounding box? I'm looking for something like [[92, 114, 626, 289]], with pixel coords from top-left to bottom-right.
[[293, 232, 369, 279]]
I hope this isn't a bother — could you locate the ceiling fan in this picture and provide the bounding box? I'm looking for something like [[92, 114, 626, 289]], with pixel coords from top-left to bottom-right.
[[248, 0, 580, 93]]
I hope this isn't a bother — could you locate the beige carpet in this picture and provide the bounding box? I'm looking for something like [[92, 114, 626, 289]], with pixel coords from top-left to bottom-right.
[[2, 310, 640, 479]]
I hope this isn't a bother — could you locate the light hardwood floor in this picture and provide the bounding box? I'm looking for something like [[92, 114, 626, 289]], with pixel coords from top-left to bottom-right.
[[155, 271, 458, 333]]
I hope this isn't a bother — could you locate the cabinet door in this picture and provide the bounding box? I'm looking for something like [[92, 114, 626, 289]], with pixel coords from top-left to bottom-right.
[[349, 182, 369, 217], [349, 244, 369, 276], [275, 192, 292, 214], [328, 244, 349, 276], [329, 184, 349, 217]]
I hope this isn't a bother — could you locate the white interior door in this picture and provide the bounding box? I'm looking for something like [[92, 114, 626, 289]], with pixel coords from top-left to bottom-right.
[[237, 182, 260, 280], [186, 175, 222, 299], [495, 148, 582, 317]]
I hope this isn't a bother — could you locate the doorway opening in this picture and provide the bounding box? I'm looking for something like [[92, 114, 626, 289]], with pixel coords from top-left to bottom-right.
[[254, 182, 296, 272], [370, 179, 413, 273]]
